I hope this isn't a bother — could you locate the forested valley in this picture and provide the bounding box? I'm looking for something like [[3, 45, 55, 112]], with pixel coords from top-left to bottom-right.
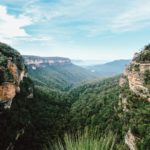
[[0, 43, 150, 150]]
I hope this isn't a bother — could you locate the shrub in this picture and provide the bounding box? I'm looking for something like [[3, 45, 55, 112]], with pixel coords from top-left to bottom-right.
[[144, 70, 150, 85], [45, 129, 116, 150]]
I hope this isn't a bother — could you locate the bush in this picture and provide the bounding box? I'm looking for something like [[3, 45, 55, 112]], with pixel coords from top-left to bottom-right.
[[144, 70, 150, 85], [45, 129, 116, 150]]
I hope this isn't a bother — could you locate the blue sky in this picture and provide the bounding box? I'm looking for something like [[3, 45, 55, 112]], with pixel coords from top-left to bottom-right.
[[0, 0, 150, 60]]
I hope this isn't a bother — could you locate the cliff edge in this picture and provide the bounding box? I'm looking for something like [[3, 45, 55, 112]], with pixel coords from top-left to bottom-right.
[[0, 42, 26, 110], [119, 44, 150, 150]]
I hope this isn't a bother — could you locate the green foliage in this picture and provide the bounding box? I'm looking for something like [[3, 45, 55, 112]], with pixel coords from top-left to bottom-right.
[[0, 42, 20, 56], [1, 42, 150, 150], [135, 44, 150, 62], [0, 69, 14, 83], [0, 77, 33, 150], [128, 64, 140, 72], [0, 76, 121, 150], [144, 70, 150, 86], [0, 77, 70, 150], [46, 130, 116, 150], [27, 64, 97, 91], [13, 86, 70, 150], [144, 44, 150, 50], [4, 69, 14, 81], [134, 64, 140, 71], [0, 42, 25, 71], [0, 54, 7, 66], [119, 80, 150, 150], [69, 77, 120, 134]]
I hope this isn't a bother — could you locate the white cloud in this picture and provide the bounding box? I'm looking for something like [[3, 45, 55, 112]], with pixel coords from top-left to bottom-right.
[[111, 0, 150, 32], [0, 5, 32, 43]]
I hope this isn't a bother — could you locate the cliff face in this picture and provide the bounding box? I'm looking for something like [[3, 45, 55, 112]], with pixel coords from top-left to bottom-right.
[[120, 45, 150, 104], [0, 42, 26, 109], [23, 55, 72, 68], [119, 45, 150, 150]]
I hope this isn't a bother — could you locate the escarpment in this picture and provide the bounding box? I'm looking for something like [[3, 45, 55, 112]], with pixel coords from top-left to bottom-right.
[[119, 44, 150, 150], [23, 55, 71, 68], [120, 44, 150, 103], [0, 42, 26, 109]]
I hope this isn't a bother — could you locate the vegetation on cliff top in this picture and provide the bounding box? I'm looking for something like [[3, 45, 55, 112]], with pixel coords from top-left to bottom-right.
[[134, 44, 150, 62], [0, 42, 25, 70]]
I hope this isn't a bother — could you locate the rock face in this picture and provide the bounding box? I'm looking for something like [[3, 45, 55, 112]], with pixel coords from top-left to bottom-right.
[[120, 45, 150, 103], [127, 64, 150, 100], [119, 45, 150, 150], [125, 129, 137, 150], [23, 55, 72, 68], [0, 42, 26, 109]]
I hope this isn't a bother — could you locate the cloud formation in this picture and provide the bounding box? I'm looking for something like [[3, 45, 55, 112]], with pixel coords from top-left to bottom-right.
[[112, 0, 150, 32], [0, 5, 32, 43], [0, 0, 150, 59]]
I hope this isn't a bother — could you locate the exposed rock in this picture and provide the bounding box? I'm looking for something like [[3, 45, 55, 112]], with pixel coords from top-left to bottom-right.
[[0, 42, 26, 110], [119, 75, 127, 87], [0, 83, 16, 101], [7, 60, 18, 81], [120, 46, 150, 102], [125, 129, 137, 150], [27, 87, 34, 99], [122, 97, 129, 112], [23, 55, 72, 67], [140, 63, 150, 74], [119, 45, 150, 149], [27, 93, 34, 99], [126, 63, 150, 101]]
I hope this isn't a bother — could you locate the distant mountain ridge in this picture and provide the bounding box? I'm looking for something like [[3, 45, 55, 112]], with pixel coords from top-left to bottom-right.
[[23, 56, 131, 90], [87, 59, 131, 77], [23, 55, 71, 66], [24, 55, 97, 91]]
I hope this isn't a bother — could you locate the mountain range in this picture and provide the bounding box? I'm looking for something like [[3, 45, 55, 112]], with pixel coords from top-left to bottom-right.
[[86, 59, 130, 77], [23, 56, 130, 91]]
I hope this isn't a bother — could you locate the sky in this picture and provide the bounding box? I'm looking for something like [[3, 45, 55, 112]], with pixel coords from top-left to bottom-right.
[[0, 0, 150, 60]]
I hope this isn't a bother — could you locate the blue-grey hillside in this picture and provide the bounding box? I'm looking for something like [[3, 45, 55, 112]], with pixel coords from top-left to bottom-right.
[[87, 59, 130, 77]]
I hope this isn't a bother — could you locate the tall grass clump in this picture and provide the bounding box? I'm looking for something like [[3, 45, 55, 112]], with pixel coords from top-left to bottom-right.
[[44, 128, 116, 150]]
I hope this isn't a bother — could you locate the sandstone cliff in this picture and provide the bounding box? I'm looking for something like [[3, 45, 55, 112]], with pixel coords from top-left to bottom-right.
[[119, 44, 150, 150], [0, 42, 26, 109], [120, 45, 150, 105], [23, 55, 71, 68]]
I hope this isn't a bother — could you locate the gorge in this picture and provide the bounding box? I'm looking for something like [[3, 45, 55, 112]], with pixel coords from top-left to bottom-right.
[[0, 42, 149, 150]]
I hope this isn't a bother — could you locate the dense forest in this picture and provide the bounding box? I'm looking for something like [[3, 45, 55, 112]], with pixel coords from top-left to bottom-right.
[[27, 62, 97, 91], [0, 75, 122, 150], [0, 43, 150, 150]]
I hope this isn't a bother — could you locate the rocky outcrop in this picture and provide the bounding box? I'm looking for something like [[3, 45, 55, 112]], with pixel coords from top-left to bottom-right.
[[119, 45, 150, 150], [120, 48, 150, 102], [125, 129, 137, 150], [0, 42, 26, 109], [0, 83, 16, 109], [128, 65, 149, 101]]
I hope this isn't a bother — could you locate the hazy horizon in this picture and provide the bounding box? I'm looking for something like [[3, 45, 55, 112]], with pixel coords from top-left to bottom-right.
[[22, 53, 131, 61], [0, 0, 150, 60]]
